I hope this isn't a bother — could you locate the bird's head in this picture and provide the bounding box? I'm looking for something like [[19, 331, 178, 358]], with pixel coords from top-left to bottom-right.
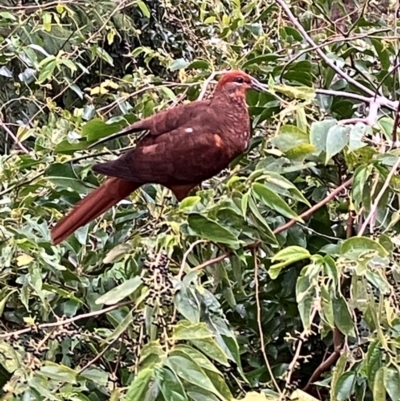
[[215, 70, 267, 95]]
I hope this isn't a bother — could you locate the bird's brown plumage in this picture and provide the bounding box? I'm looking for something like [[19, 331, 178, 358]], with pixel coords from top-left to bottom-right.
[[51, 70, 267, 244]]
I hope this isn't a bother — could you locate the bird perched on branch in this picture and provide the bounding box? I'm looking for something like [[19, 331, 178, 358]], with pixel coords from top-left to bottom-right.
[[51, 70, 267, 244]]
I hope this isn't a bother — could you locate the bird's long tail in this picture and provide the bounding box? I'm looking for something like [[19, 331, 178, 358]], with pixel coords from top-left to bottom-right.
[[51, 177, 139, 245]]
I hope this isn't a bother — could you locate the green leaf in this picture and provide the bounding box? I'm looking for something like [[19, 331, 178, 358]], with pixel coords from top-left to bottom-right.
[[242, 54, 281, 68], [187, 388, 219, 401], [325, 125, 349, 164], [95, 46, 114, 66], [173, 321, 214, 340], [366, 340, 383, 386], [166, 355, 224, 399], [137, 0, 150, 18], [335, 371, 356, 401], [333, 295, 355, 336], [248, 195, 277, 245], [38, 59, 57, 83], [190, 338, 229, 366], [365, 270, 390, 295], [270, 124, 309, 152], [156, 368, 187, 401], [373, 367, 387, 401], [82, 118, 127, 142], [103, 244, 131, 264], [274, 84, 315, 101], [160, 86, 177, 101], [125, 367, 154, 401], [55, 139, 88, 154], [320, 285, 334, 329], [296, 274, 315, 330], [172, 345, 221, 375], [269, 246, 311, 279], [0, 12, 16, 20], [310, 119, 337, 155], [252, 182, 302, 222], [174, 282, 200, 323], [95, 276, 142, 305], [331, 353, 349, 400], [187, 60, 210, 70], [42, 12, 52, 31], [263, 172, 310, 206], [341, 237, 388, 259], [45, 163, 93, 193], [179, 196, 201, 212], [349, 124, 369, 152], [39, 363, 77, 383], [290, 390, 319, 401], [352, 165, 372, 206], [187, 214, 240, 246], [170, 59, 188, 71], [106, 310, 134, 342], [79, 368, 108, 386], [384, 367, 400, 401]]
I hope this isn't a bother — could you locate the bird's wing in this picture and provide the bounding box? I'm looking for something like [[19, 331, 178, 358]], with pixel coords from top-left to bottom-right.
[[88, 99, 213, 148], [92, 123, 233, 186]]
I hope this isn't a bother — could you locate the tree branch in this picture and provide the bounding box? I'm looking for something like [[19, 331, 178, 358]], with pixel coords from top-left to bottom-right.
[[0, 300, 134, 339], [274, 178, 353, 235], [275, 0, 398, 113], [254, 249, 282, 396], [358, 156, 400, 236], [0, 119, 29, 154], [303, 327, 343, 391]]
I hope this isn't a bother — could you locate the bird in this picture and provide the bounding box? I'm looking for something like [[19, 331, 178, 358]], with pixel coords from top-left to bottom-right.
[[51, 70, 267, 244]]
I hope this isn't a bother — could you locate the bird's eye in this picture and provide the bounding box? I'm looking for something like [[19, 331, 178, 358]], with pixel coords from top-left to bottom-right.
[[235, 77, 244, 83]]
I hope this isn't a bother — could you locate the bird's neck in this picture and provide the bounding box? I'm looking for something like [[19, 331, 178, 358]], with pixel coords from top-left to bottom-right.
[[212, 89, 247, 109]]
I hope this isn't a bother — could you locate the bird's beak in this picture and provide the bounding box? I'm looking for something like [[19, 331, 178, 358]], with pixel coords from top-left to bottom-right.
[[250, 78, 268, 92]]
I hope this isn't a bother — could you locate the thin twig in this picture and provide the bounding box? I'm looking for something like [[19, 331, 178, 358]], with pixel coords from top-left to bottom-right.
[[0, 0, 83, 10], [284, 308, 318, 394], [391, 93, 400, 148], [0, 145, 135, 198], [280, 31, 389, 83], [178, 240, 207, 280], [275, 0, 384, 99], [0, 300, 134, 339], [97, 82, 198, 113], [44, 325, 126, 401], [197, 70, 228, 101], [190, 179, 353, 272], [78, 336, 120, 374], [315, 89, 371, 104], [254, 249, 282, 395], [0, 119, 29, 154], [358, 157, 400, 236], [274, 178, 353, 235], [192, 252, 229, 272]]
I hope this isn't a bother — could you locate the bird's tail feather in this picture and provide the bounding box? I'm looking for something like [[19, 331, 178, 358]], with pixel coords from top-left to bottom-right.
[[51, 177, 139, 244]]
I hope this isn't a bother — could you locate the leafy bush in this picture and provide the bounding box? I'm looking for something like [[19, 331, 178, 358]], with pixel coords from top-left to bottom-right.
[[1, 1, 400, 400]]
